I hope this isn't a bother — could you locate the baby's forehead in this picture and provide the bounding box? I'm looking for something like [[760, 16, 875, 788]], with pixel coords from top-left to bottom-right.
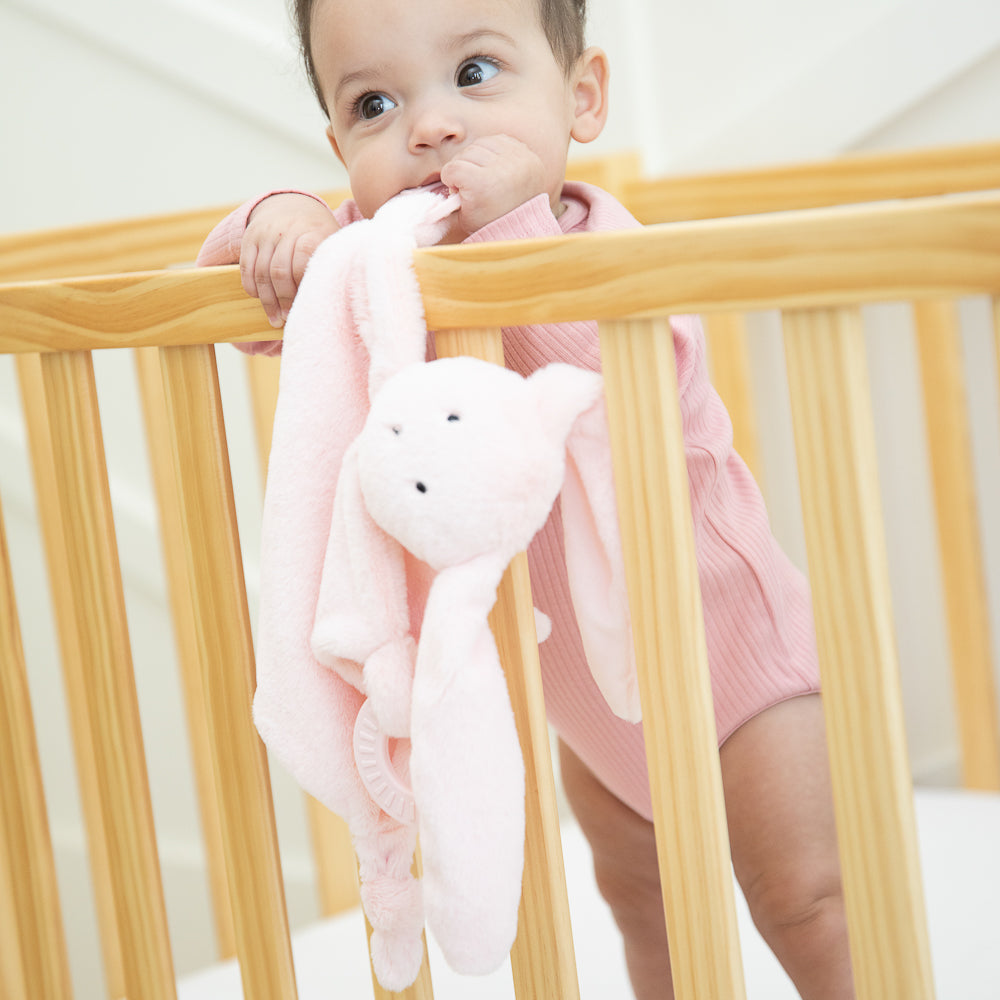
[[312, 0, 545, 52]]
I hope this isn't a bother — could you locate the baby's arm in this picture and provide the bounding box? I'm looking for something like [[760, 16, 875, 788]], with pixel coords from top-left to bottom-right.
[[197, 191, 339, 341]]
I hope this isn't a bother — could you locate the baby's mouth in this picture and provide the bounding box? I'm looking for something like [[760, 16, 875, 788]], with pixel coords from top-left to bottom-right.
[[417, 175, 448, 195]]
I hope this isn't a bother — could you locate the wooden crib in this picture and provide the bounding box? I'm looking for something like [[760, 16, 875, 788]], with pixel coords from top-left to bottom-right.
[[1, 140, 999, 1000]]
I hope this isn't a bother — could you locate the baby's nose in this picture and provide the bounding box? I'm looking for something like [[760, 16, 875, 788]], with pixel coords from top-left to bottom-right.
[[408, 103, 465, 151]]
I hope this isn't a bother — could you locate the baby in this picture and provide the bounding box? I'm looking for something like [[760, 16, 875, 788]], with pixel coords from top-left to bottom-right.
[[198, 0, 855, 996]]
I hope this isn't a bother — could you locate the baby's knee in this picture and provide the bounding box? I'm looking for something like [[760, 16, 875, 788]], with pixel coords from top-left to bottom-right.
[[558, 739, 665, 931], [744, 856, 845, 941]]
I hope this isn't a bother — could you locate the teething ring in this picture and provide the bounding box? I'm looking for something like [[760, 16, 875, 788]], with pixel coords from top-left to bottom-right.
[[353, 700, 416, 824]]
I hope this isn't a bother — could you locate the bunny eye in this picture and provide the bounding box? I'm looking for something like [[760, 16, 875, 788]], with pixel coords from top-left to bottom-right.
[[447, 413, 460, 422], [391, 425, 402, 436]]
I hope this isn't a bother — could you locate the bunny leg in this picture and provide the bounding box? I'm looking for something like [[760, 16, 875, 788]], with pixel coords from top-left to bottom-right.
[[413, 648, 524, 974], [410, 561, 526, 974], [353, 812, 425, 991]]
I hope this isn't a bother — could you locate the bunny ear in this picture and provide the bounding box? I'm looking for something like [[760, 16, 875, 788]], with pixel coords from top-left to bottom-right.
[[524, 364, 640, 721], [252, 223, 377, 822], [526, 363, 604, 445], [355, 189, 460, 400], [561, 394, 643, 722]]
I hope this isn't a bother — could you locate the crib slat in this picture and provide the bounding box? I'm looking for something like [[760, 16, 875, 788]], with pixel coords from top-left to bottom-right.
[[37, 350, 177, 999], [0, 495, 75, 1000], [702, 311, 764, 487], [599, 316, 747, 1000], [436, 327, 581, 1000], [912, 300, 1000, 790], [156, 345, 297, 1000], [14, 354, 128, 998], [782, 307, 934, 999], [245, 354, 280, 475], [133, 346, 239, 956], [306, 806, 361, 917]]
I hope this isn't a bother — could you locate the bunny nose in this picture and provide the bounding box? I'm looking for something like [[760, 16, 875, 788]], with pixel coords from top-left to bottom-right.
[[416, 482, 427, 493]]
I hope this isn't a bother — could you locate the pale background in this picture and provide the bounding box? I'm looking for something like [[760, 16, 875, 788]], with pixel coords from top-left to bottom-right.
[[2, 0, 999, 993]]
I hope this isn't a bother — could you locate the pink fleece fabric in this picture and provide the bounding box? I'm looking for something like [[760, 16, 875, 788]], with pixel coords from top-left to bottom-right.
[[198, 181, 820, 822]]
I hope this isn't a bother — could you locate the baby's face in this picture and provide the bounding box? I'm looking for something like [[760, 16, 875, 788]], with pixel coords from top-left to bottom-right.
[[312, 0, 582, 228]]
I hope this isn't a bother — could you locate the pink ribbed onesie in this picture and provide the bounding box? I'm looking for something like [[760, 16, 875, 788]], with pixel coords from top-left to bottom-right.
[[198, 181, 820, 822]]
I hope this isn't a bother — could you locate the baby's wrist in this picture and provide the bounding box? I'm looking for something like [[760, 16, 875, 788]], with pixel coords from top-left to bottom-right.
[[247, 190, 332, 225]]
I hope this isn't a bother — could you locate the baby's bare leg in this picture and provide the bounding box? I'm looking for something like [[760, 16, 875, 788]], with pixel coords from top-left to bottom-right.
[[560, 694, 854, 1000], [559, 739, 674, 999], [721, 694, 854, 999]]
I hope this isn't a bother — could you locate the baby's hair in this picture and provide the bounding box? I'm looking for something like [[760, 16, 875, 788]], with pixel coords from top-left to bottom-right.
[[292, 0, 588, 118]]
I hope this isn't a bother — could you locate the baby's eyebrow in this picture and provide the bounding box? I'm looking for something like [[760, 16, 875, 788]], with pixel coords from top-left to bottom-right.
[[334, 65, 390, 107], [448, 28, 518, 52]]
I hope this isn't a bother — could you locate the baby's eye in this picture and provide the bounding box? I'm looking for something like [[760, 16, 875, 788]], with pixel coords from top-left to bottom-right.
[[355, 92, 397, 120], [456, 58, 500, 88]]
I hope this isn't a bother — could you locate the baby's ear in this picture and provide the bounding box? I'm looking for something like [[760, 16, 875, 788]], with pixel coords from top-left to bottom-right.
[[526, 364, 604, 444], [570, 46, 610, 145]]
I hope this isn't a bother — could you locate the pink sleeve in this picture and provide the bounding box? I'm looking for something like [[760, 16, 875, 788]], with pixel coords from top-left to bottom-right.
[[195, 190, 358, 357], [462, 194, 564, 243]]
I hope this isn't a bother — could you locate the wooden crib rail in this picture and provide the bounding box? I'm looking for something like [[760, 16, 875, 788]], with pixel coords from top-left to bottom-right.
[[0, 189, 351, 283], [625, 138, 1000, 224], [3, 190, 999, 353], [3, 188, 999, 1000]]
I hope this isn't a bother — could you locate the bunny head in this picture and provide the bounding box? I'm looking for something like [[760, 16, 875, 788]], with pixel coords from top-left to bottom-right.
[[356, 356, 604, 571]]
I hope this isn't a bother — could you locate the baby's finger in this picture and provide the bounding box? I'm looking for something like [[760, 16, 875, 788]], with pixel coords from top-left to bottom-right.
[[252, 248, 285, 328], [292, 232, 325, 285], [267, 240, 300, 324], [240, 241, 260, 301]]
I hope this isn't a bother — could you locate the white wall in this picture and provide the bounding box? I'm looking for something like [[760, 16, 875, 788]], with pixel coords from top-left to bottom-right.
[[2, 0, 999, 993]]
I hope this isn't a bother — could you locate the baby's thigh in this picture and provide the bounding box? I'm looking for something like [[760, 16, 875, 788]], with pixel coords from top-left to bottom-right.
[[720, 694, 840, 896]]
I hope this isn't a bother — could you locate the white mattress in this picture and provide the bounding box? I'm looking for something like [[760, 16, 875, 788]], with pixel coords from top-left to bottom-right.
[[178, 789, 999, 998]]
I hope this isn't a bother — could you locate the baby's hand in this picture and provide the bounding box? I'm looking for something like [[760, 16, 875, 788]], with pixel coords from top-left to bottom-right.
[[440, 135, 548, 236], [241, 193, 339, 327]]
